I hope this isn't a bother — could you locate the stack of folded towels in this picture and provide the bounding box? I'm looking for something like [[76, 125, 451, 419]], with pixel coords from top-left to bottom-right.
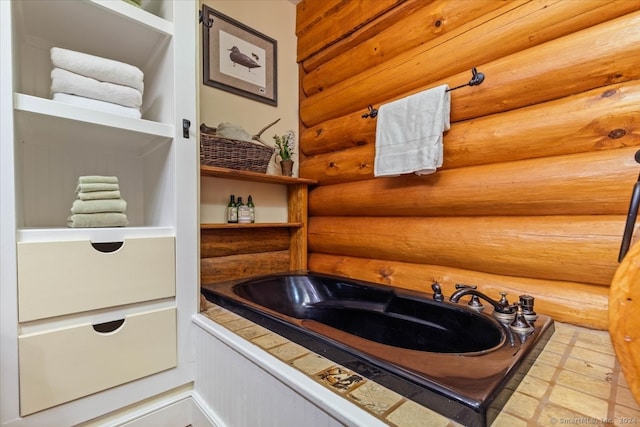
[[68, 176, 128, 228], [50, 47, 144, 119]]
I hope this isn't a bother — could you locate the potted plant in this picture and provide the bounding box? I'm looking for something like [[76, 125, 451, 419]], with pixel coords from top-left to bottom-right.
[[273, 130, 296, 176]]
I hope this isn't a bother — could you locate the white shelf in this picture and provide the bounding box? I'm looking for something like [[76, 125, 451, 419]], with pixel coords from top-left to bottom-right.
[[17, 226, 175, 244], [91, 0, 175, 36], [10, 0, 178, 231], [13, 96, 176, 230], [15, 0, 173, 71], [15, 94, 174, 150]]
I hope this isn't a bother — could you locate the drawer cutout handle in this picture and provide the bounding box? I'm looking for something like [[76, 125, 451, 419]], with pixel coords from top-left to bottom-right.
[[93, 319, 125, 334], [91, 242, 124, 253]]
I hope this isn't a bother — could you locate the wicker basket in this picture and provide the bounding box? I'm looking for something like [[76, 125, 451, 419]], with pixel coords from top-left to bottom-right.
[[200, 132, 274, 173]]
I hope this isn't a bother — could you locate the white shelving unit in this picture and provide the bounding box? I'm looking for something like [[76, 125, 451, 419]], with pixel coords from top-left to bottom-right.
[[0, 1, 198, 425], [11, 0, 177, 234]]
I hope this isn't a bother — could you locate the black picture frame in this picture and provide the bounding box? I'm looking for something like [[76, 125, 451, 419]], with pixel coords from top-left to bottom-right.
[[202, 5, 278, 106]]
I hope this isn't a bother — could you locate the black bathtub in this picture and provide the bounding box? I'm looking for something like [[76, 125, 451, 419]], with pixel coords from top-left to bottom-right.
[[201, 272, 554, 426]]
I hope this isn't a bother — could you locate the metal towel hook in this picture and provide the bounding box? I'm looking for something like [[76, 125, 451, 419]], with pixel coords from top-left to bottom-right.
[[199, 10, 213, 28], [362, 67, 486, 119]]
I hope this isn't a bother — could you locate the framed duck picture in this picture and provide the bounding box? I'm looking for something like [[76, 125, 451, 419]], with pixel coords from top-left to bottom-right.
[[201, 5, 278, 106]]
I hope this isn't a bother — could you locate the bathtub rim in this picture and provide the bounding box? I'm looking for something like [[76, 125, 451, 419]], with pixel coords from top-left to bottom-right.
[[201, 271, 555, 427]]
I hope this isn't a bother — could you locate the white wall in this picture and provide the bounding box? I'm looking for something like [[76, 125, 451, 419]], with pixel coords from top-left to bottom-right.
[[199, 0, 298, 223]]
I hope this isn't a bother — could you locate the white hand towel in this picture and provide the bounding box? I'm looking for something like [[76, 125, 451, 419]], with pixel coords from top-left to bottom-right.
[[76, 190, 121, 201], [374, 85, 450, 177], [53, 93, 141, 119], [67, 213, 128, 228], [78, 175, 119, 184], [76, 182, 120, 193], [51, 68, 142, 109], [51, 47, 144, 93], [71, 199, 127, 214]]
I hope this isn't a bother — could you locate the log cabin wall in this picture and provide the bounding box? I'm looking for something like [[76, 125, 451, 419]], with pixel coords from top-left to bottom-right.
[[297, 0, 640, 330], [201, 227, 290, 284]]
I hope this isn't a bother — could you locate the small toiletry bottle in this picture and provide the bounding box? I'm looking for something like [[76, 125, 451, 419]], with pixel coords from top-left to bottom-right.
[[227, 194, 238, 223], [247, 195, 255, 223], [237, 196, 251, 223]]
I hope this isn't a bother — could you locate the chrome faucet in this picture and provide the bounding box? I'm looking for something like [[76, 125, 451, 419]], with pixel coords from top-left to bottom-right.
[[431, 282, 444, 302], [449, 284, 514, 314]]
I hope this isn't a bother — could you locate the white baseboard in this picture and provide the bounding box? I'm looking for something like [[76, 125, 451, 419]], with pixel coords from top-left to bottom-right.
[[190, 391, 225, 427], [81, 388, 217, 427]]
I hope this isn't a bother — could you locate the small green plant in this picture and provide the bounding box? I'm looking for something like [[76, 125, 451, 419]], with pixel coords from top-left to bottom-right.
[[273, 130, 295, 161]]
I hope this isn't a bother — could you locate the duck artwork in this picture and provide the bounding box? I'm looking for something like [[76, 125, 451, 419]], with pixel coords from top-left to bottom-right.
[[228, 46, 261, 71]]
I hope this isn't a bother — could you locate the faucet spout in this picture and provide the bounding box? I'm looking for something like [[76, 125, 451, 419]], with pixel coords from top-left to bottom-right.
[[449, 287, 514, 314]]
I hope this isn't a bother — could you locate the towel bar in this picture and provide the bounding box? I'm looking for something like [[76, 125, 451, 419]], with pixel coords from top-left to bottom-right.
[[362, 67, 485, 119], [445, 67, 485, 92]]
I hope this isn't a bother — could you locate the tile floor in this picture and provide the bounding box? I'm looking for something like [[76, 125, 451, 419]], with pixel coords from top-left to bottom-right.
[[200, 302, 640, 426]]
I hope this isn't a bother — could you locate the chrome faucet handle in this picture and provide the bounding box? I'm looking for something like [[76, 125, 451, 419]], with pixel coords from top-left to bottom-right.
[[467, 294, 485, 312], [431, 282, 444, 302], [499, 292, 509, 306], [519, 295, 538, 323], [519, 295, 534, 312], [455, 283, 477, 290], [509, 303, 534, 335]]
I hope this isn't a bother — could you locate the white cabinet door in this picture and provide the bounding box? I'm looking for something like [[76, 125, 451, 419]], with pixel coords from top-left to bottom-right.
[[19, 307, 177, 416], [17, 237, 176, 321]]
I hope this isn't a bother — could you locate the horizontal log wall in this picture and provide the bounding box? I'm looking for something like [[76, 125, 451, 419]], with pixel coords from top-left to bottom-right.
[[309, 253, 609, 330], [200, 228, 291, 284], [297, 0, 640, 330]]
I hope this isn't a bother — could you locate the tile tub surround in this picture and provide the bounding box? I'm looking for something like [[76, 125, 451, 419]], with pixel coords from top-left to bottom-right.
[[200, 301, 640, 426]]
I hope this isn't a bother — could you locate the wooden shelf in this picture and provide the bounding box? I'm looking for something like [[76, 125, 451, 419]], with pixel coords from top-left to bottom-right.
[[200, 164, 316, 185], [201, 222, 304, 229], [199, 164, 312, 273]]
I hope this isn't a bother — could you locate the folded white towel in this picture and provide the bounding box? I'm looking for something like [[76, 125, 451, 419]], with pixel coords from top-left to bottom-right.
[[53, 93, 142, 119], [71, 199, 127, 214], [374, 85, 450, 177], [51, 47, 144, 93], [77, 190, 122, 201], [67, 213, 128, 228], [78, 175, 119, 184], [76, 182, 120, 193], [51, 68, 142, 109]]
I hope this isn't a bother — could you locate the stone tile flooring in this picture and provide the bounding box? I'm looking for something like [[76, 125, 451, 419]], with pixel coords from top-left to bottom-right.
[[201, 302, 640, 426]]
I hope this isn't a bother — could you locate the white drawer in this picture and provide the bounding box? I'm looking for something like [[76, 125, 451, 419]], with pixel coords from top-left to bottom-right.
[[17, 237, 175, 321], [19, 307, 176, 416]]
